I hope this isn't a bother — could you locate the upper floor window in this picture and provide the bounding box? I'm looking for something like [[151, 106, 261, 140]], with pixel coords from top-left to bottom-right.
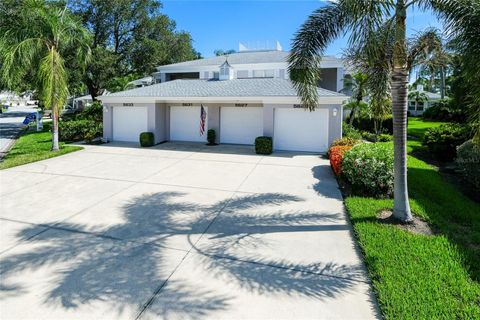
[[252, 69, 275, 78], [237, 70, 249, 79]]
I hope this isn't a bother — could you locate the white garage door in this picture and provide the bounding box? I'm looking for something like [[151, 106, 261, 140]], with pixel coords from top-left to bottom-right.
[[220, 107, 263, 144], [113, 107, 148, 142], [274, 108, 329, 152], [170, 106, 207, 142]]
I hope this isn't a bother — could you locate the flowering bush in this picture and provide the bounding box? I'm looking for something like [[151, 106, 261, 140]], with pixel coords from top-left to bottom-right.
[[342, 143, 394, 197], [329, 145, 352, 176]]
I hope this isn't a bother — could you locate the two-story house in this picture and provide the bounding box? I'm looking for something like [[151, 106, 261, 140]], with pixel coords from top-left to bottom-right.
[[99, 47, 346, 152]]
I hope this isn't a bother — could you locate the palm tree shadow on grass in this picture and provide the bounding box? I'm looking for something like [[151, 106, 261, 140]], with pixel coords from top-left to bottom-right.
[[1, 191, 367, 318]]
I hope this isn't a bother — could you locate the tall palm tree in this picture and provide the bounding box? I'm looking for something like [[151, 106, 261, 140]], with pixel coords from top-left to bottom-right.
[[288, 0, 477, 222], [342, 72, 369, 124], [0, 0, 90, 151], [410, 28, 450, 98]]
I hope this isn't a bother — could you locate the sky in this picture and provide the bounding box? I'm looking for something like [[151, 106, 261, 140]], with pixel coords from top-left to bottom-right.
[[162, 0, 443, 58]]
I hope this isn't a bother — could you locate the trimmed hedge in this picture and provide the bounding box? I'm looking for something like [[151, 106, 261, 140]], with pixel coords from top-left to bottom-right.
[[59, 120, 102, 143], [207, 129, 216, 145], [361, 131, 393, 142], [331, 137, 361, 147], [139, 132, 155, 147], [422, 123, 472, 161], [342, 143, 394, 197], [329, 145, 352, 176], [423, 99, 467, 122], [456, 140, 480, 189], [255, 136, 273, 155], [352, 116, 393, 134]]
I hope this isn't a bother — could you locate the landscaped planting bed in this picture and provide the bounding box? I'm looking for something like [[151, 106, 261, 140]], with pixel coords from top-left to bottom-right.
[[330, 130, 480, 318]]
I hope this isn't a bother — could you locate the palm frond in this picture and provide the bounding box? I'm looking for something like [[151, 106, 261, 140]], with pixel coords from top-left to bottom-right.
[[288, 2, 346, 110], [38, 47, 69, 111]]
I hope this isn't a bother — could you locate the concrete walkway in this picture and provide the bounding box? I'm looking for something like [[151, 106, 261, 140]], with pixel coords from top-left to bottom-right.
[[0, 143, 379, 319]]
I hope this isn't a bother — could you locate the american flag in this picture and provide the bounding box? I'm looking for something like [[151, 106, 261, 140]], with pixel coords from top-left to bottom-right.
[[200, 104, 206, 136]]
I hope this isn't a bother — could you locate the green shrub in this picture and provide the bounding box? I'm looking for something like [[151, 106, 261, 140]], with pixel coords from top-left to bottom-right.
[[423, 99, 467, 122], [255, 136, 273, 155], [423, 123, 472, 161], [456, 140, 480, 189], [343, 123, 362, 140], [59, 120, 102, 143], [352, 116, 393, 134], [207, 129, 216, 145], [76, 101, 103, 122], [361, 131, 377, 142], [378, 134, 393, 142], [342, 143, 394, 197], [331, 137, 361, 147], [360, 132, 393, 142], [139, 132, 155, 147]]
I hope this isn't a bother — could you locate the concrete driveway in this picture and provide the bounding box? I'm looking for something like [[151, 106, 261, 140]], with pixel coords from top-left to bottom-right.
[[0, 142, 379, 319]]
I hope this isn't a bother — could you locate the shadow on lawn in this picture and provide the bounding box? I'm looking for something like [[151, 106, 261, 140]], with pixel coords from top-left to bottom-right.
[[0, 191, 368, 318]]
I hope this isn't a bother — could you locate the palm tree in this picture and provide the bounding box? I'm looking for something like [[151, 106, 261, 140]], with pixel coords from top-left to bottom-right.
[[408, 90, 429, 114], [410, 28, 450, 99], [288, 0, 477, 222], [0, 0, 90, 151], [342, 72, 368, 124]]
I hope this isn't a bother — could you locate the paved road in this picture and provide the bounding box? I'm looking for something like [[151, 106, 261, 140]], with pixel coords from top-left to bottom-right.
[[0, 142, 379, 319], [0, 106, 37, 155]]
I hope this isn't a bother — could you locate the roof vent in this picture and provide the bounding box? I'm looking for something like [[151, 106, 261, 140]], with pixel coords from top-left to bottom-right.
[[219, 59, 234, 81]]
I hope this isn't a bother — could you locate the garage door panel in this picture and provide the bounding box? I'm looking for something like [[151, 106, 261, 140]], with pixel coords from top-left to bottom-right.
[[220, 107, 263, 145], [274, 108, 329, 152], [170, 106, 207, 142], [113, 107, 148, 142]]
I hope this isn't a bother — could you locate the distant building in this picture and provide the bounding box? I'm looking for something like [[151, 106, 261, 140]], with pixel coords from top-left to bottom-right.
[[408, 85, 444, 116]]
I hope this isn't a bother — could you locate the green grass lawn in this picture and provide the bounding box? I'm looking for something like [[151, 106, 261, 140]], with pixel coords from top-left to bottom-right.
[[344, 120, 480, 319], [407, 117, 448, 140], [0, 124, 83, 169]]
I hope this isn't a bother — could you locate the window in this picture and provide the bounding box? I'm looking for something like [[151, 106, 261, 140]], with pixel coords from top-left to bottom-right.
[[408, 106, 416, 111], [253, 70, 265, 78], [237, 70, 249, 78], [213, 72, 219, 80], [418, 102, 424, 107], [417, 106, 424, 111], [264, 69, 275, 78]]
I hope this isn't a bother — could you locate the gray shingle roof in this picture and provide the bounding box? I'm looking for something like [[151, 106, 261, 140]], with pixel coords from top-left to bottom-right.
[[156, 51, 340, 69], [105, 78, 344, 98]]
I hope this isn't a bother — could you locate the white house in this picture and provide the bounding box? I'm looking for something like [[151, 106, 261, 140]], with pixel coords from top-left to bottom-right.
[[98, 48, 347, 153], [408, 85, 444, 116]]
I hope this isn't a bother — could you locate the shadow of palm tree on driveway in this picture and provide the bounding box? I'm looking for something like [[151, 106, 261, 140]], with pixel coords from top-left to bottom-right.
[[1, 191, 364, 318]]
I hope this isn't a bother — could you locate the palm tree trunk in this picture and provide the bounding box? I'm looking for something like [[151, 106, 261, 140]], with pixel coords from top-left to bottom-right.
[[348, 103, 357, 125], [52, 106, 59, 151], [440, 66, 446, 99], [392, 0, 413, 222]]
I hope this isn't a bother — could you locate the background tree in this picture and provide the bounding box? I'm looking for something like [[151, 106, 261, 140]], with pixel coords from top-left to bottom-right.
[[214, 49, 236, 56], [0, 0, 91, 151], [410, 28, 450, 98], [342, 72, 368, 124], [69, 0, 200, 98], [288, 0, 478, 222]]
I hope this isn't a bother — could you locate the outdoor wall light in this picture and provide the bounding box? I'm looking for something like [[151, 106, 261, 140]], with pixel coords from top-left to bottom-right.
[[333, 108, 338, 117]]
